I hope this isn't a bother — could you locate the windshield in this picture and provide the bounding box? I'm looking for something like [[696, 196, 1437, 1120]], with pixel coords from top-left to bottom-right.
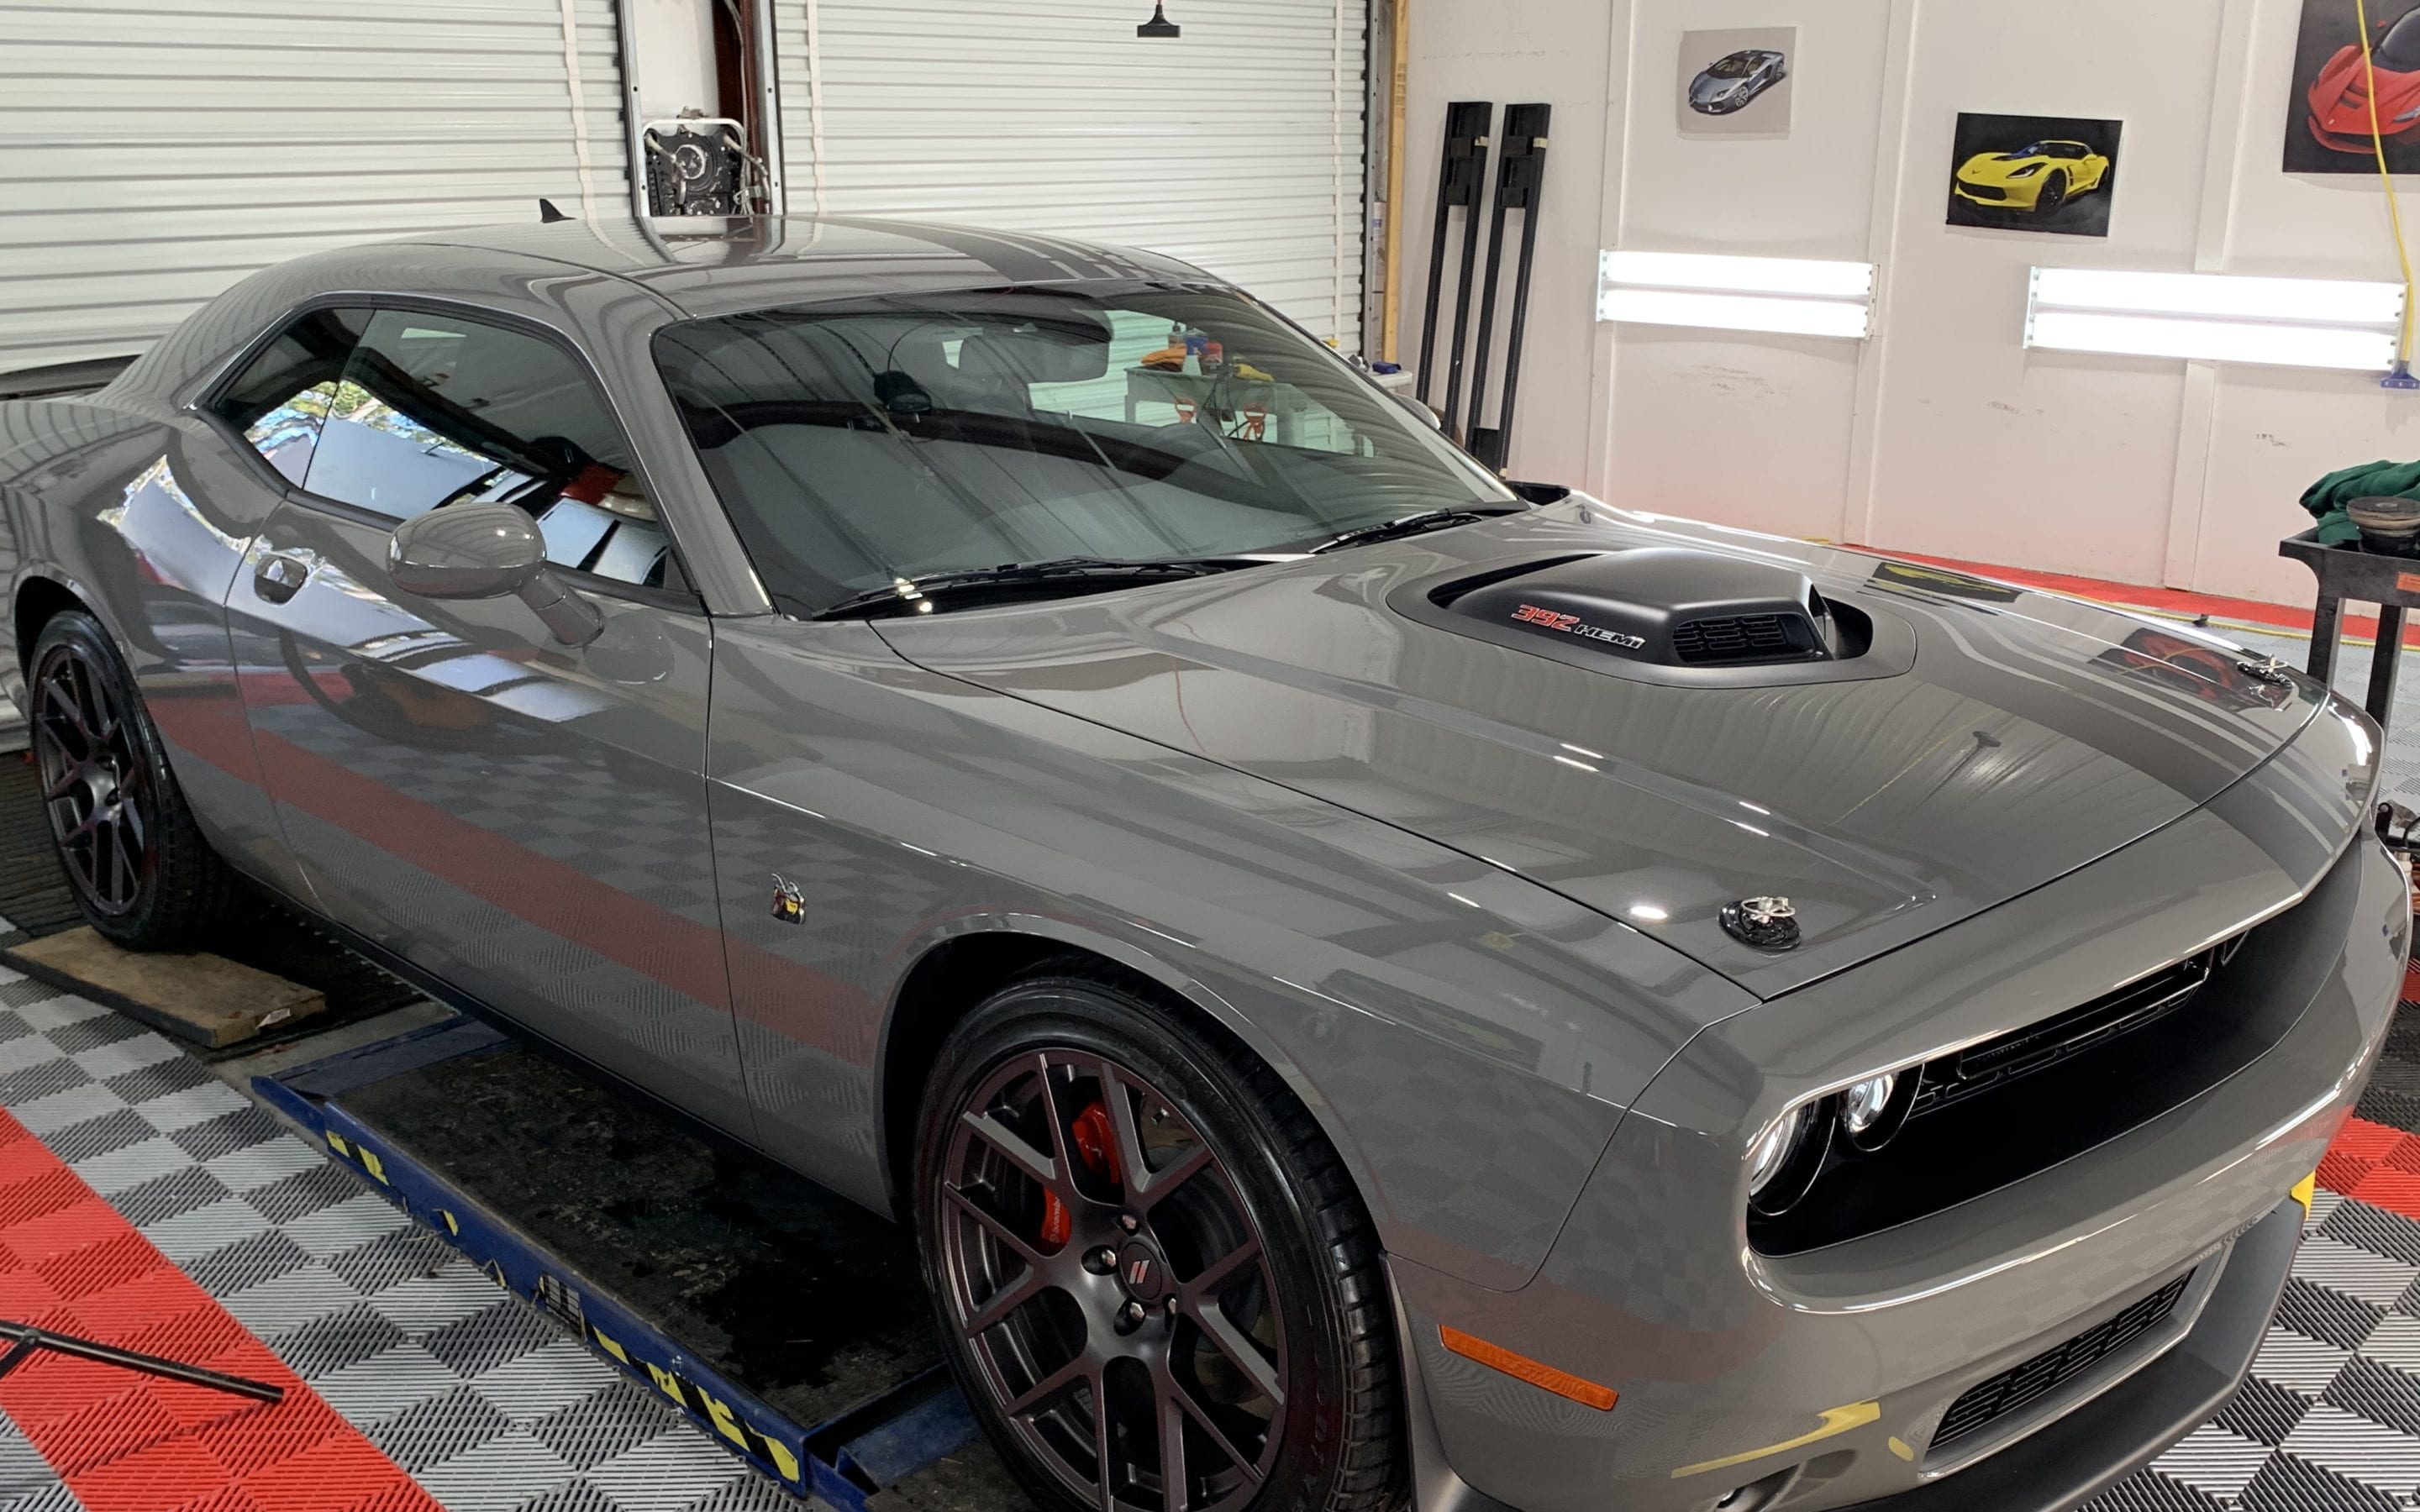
[[1707, 54, 1756, 78], [654, 285, 1512, 616], [2012, 141, 2084, 159], [2383, 8, 2420, 69]]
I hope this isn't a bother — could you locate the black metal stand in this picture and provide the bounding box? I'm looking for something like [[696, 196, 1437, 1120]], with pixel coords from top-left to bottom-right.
[[0, 1320, 286, 1404], [1465, 103, 1552, 473], [2281, 528, 2417, 728], [1417, 102, 1494, 416]]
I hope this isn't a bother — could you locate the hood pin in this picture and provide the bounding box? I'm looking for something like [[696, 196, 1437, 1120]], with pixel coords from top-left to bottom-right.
[[1721, 896, 1801, 952]]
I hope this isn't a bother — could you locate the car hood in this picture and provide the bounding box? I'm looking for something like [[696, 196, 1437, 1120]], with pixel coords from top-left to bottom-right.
[[871, 501, 2328, 998], [2312, 46, 2420, 129], [1960, 152, 2055, 184], [1690, 75, 1748, 103]]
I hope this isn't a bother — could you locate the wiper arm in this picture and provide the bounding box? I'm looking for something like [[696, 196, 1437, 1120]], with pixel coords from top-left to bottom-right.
[[1306, 507, 1525, 555], [815, 555, 1244, 620]]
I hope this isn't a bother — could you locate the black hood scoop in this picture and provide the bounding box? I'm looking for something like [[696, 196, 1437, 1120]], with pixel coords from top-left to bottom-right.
[[1391, 548, 1919, 689]]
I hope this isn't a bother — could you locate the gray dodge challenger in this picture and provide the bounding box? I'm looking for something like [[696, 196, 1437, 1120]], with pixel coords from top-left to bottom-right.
[[0, 216, 2404, 1512]]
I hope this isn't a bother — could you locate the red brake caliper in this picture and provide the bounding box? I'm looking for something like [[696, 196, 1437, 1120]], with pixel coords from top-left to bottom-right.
[[1040, 1100, 1120, 1247]]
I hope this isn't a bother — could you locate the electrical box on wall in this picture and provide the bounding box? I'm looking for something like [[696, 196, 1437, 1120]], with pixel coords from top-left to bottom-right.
[[644, 116, 758, 216]]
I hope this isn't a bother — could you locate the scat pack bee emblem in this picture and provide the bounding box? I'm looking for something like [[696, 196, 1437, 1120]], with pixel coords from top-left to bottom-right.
[[770, 873, 805, 924]]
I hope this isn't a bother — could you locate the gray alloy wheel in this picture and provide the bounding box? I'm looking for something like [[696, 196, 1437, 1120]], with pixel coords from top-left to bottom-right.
[[28, 611, 235, 948], [2038, 171, 2069, 213], [916, 969, 1402, 1512], [31, 629, 150, 918]]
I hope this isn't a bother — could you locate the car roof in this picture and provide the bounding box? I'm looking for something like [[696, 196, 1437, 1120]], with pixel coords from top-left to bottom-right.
[[399, 214, 1219, 319]]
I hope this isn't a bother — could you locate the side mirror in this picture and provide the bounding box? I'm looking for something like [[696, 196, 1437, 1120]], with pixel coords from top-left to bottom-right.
[[388, 501, 603, 646], [1392, 390, 1444, 431]]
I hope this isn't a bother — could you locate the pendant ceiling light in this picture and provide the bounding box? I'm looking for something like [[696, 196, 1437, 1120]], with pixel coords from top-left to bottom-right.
[[1138, 3, 1180, 37]]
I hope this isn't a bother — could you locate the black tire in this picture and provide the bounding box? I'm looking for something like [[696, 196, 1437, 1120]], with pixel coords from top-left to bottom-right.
[[913, 962, 1402, 1512], [27, 610, 238, 949], [2037, 171, 2069, 214]]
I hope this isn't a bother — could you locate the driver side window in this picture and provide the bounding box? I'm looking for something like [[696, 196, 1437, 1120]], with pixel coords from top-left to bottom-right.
[[299, 309, 676, 591]]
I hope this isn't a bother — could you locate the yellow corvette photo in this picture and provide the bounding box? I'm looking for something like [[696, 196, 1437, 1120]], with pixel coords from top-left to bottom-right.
[[1953, 139, 2112, 213]]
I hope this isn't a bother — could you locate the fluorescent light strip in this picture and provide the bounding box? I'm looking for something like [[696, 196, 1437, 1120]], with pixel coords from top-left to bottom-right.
[[2032, 267, 2403, 325], [2025, 267, 2405, 372], [1597, 250, 1876, 340], [1599, 288, 1871, 340], [2027, 311, 2397, 371], [1601, 250, 1875, 300]]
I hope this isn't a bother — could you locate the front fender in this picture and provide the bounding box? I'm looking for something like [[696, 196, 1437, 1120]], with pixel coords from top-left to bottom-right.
[[708, 617, 1758, 1288]]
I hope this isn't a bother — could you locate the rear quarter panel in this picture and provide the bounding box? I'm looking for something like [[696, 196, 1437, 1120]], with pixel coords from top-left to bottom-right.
[[0, 385, 292, 882]]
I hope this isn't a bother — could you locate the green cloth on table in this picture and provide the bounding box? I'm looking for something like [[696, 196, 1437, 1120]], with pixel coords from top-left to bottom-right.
[[2302, 459, 2420, 545]]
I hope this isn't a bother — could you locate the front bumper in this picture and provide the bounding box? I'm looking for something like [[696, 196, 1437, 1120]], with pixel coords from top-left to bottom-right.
[[1393, 700, 2406, 1512], [1837, 1196, 2300, 1512], [1954, 179, 2035, 207]]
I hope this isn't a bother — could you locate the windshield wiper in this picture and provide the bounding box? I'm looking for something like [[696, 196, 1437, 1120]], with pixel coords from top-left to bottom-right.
[[814, 556, 1245, 620], [1306, 507, 1526, 555]]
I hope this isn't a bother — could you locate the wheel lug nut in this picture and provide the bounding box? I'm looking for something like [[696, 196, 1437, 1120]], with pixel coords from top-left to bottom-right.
[[1118, 1213, 1140, 1233], [1121, 1301, 1146, 1326], [1085, 1247, 1118, 1274]]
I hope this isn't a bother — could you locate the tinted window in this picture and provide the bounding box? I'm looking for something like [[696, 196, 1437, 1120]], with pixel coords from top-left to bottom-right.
[[302, 309, 672, 590], [2384, 10, 2420, 69], [655, 286, 1512, 616], [207, 308, 368, 486]]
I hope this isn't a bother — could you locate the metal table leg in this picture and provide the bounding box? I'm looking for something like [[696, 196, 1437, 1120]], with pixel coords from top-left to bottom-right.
[[2370, 604, 2407, 727], [2310, 594, 2343, 686]]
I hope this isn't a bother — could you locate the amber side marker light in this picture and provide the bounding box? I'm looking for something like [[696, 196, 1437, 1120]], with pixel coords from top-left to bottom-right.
[[1439, 1326, 1619, 1410]]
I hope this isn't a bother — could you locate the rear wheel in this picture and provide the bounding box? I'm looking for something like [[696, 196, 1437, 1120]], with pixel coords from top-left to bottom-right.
[[913, 965, 1402, 1512], [28, 610, 236, 948]]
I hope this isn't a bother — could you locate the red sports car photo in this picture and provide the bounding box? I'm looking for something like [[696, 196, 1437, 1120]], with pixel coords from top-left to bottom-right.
[[2307, 3, 2420, 154]]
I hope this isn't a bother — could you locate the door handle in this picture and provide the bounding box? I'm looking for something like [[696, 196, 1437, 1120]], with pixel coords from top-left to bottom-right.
[[254, 553, 311, 605]]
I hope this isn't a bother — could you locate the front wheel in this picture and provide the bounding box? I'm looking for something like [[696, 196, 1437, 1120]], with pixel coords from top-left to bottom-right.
[[2036, 171, 2070, 213], [913, 966, 1402, 1512], [28, 610, 237, 948]]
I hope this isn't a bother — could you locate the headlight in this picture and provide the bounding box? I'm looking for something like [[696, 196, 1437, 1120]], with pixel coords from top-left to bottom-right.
[[2399, 103, 2420, 122], [1747, 1103, 1828, 1216], [1748, 1105, 1812, 1193], [1747, 1064, 1924, 1216], [2008, 163, 2044, 178], [1841, 1073, 1894, 1135]]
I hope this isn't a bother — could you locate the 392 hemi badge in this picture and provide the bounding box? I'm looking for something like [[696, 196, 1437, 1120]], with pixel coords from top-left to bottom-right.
[[1510, 602, 1647, 651]]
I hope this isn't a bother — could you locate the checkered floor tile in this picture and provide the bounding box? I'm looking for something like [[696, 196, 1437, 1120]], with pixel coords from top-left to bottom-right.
[[2085, 1185, 2420, 1511], [14, 925, 2420, 1509], [0, 972, 798, 1512]]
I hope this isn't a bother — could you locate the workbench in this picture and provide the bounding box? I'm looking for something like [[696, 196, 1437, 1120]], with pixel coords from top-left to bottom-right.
[[2282, 527, 2418, 727]]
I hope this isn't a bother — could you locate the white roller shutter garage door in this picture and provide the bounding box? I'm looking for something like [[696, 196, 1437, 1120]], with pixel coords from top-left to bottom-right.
[[0, 0, 629, 376], [773, 0, 1367, 349]]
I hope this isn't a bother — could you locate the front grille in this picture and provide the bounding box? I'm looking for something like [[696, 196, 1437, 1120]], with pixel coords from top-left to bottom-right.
[[1960, 183, 2007, 201], [1909, 943, 2227, 1119], [1933, 1272, 2192, 1450], [1672, 614, 1798, 664]]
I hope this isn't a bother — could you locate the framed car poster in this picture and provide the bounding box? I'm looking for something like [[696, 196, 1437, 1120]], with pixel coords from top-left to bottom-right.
[[1945, 113, 2123, 238], [2286, 0, 2420, 172], [1678, 28, 1795, 138]]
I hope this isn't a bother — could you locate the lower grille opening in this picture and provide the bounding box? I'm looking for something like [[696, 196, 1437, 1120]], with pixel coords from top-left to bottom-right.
[[1932, 1271, 2193, 1451]]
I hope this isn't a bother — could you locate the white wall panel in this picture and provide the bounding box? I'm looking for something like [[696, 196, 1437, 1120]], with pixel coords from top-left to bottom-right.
[[0, 0, 629, 375], [772, 0, 1368, 349], [1404, 0, 2420, 607]]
